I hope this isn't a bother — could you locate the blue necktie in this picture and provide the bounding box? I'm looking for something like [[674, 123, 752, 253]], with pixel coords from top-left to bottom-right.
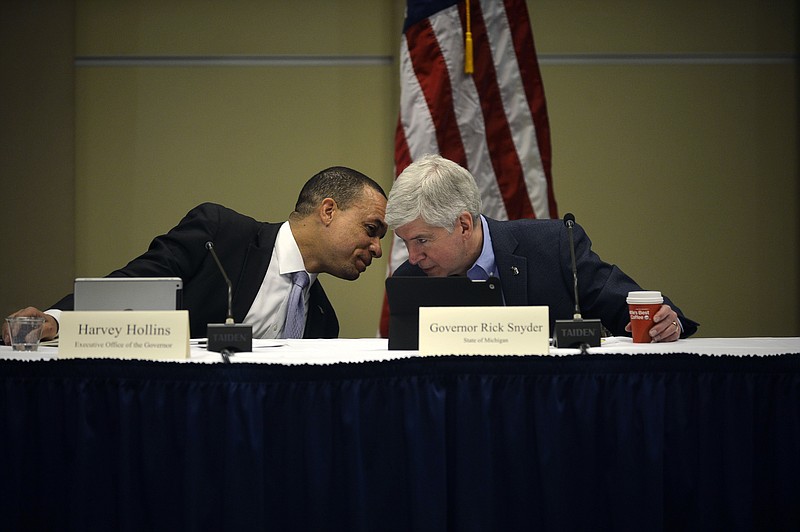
[[284, 271, 309, 339], [467, 265, 490, 281]]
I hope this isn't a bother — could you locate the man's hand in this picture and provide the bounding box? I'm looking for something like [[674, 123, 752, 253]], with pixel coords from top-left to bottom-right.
[[2, 307, 58, 345], [625, 304, 681, 342]]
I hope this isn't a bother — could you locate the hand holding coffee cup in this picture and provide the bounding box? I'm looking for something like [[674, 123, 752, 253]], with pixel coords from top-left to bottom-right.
[[626, 291, 681, 343]]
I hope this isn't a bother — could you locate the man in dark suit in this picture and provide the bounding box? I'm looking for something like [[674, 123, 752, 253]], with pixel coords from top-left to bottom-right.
[[385, 155, 697, 341], [3, 166, 388, 342]]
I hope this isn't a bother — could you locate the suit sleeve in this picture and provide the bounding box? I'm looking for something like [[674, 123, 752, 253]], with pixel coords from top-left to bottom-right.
[[571, 223, 698, 337], [107, 203, 228, 279], [50, 203, 229, 310]]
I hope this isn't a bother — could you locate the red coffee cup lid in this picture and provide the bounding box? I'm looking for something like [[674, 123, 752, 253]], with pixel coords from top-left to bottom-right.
[[626, 290, 663, 304]]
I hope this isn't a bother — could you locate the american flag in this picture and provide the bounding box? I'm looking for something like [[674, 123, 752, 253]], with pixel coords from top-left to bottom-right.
[[380, 0, 557, 336]]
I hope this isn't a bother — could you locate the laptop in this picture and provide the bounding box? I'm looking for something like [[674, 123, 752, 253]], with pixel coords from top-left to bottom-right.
[[385, 276, 504, 350], [74, 277, 183, 311]]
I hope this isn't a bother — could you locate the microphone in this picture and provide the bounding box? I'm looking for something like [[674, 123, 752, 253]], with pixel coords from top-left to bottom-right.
[[564, 213, 581, 319], [205, 241, 234, 324], [205, 241, 252, 356], [553, 213, 602, 350]]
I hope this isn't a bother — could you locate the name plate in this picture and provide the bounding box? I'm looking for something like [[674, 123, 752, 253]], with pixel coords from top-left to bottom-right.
[[59, 311, 190, 360], [419, 306, 550, 356]]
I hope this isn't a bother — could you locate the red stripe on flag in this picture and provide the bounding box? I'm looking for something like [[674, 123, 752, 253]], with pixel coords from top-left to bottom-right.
[[405, 17, 467, 166], [459, 1, 535, 220], [504, 0, 558, 217], [378, 291, 391, 338], [394, 114, 412, 177]]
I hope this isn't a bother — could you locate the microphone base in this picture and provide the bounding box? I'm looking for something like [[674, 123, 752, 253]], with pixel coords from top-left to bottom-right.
[[553, 318, 602, 348], [207, 323, 253, 352]]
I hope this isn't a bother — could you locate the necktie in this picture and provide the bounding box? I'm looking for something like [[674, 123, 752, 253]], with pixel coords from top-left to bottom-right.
[[284, 270, 309, 339], [467, 265, 490, 281]]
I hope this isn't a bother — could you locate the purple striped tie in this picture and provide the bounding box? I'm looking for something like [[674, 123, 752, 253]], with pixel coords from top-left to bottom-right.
[[284, 271, 309, 339]]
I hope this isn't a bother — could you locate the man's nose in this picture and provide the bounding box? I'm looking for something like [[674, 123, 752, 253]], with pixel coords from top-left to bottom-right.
[[370, 238, 382, 258], [407, 245, 423, 265]]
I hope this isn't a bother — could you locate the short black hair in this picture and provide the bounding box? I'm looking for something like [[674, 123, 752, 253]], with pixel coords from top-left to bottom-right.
[[294, 166, 386, 216]]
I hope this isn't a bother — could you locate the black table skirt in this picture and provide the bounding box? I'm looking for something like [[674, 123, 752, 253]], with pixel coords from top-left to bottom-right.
[[2, 353, 799, 531]]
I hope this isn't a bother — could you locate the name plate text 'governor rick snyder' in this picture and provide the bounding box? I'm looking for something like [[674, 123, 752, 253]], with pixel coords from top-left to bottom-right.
[[59, 311, 190, 360], [419, 306, 549, 355]]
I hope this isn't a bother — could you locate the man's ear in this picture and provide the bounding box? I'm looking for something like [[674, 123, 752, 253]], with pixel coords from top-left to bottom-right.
[[456, 212, 474, 235], [319, 198, 337, 226]]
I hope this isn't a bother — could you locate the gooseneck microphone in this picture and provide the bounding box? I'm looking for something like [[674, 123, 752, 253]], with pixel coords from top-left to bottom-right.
[[553, 213, 602, 350], [564, 213, 582, 320], [205, 241, 234, 324], [205, 241, 252, 357]]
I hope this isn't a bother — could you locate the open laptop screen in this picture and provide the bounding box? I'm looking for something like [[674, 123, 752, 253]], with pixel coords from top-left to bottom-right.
[[74, 277, 183, 311], [385, 276, 504, 350]]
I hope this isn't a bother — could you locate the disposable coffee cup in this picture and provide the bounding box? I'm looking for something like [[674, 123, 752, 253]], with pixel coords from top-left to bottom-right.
[[5, 316, 46, 351], [626, 291, 663, 343]]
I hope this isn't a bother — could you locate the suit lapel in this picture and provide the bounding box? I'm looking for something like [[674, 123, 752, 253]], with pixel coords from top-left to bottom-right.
[[231, 223, 280, 321], [304, 282, 331, 338], [486, 218, 529, 306]]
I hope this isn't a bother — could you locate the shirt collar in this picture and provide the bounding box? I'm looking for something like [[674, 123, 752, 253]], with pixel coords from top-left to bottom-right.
[[276, 222, 317, 284], [467, 215, 497, 280]]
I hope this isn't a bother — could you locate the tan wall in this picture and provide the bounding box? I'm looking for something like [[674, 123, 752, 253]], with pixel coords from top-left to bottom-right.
[[0, 1, 75, 314], [2, 1, 798, 338], [532, 1, 799, 337]]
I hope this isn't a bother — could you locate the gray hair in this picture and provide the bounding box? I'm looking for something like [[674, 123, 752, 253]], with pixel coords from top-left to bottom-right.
[[385, 154, 482, 232]]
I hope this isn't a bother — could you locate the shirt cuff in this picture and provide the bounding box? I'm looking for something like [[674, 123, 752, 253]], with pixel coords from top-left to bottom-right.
[[44, 309, 62, 338]]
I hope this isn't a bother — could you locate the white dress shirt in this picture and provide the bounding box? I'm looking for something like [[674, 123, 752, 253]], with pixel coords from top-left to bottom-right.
[[244, 222, 315, 339]]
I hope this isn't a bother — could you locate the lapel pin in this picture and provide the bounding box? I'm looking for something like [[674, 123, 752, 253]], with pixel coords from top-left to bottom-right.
[[511, 266, 519, 276]]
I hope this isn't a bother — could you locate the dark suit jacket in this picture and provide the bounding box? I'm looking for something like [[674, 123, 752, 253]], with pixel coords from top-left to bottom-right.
[[52, 203, 339, 339], [394, 217, 698, 338]]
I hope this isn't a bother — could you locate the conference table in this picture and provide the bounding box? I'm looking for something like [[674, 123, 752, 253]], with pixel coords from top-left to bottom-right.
[[2, 336, 799, 531]]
